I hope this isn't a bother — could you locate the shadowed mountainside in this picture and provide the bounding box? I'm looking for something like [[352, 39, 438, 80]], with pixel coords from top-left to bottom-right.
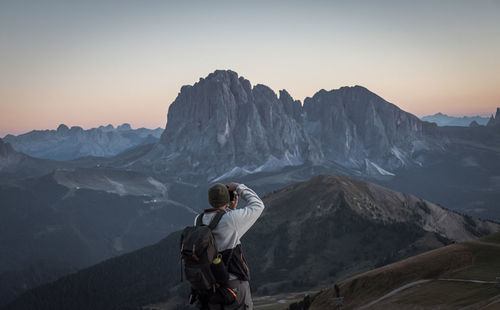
[[0, 138, 63, 184], [4, 175, 499, 310], [0, 170, 195, 306]]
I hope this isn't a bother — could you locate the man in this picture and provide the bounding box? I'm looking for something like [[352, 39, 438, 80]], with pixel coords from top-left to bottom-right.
[[195, 182, 264, 310]]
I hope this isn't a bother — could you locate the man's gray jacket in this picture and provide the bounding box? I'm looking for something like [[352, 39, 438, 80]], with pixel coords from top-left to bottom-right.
[[194, 184, 264, 280]]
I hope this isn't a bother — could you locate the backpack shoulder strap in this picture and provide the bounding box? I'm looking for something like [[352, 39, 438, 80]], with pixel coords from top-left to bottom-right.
[[195, 213, 204, 226], [208, 210, 226, 230]]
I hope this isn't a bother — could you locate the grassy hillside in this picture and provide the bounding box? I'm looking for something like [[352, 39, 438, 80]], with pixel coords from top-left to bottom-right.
[[308, 232, 500, 310]]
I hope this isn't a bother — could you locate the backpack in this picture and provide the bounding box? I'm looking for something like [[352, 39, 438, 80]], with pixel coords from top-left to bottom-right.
[[180, 210, 229, 293]]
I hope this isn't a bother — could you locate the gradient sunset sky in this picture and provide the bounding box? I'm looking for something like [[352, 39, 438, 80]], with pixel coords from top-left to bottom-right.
[[1, 0, 499, 137]]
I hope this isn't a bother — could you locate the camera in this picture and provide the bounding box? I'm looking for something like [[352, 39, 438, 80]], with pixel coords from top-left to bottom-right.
[[229, 190, 237, 202]]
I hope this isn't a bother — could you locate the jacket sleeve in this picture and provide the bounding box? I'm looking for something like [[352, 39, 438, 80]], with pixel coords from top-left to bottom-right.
[[229, 184, 265, 237]]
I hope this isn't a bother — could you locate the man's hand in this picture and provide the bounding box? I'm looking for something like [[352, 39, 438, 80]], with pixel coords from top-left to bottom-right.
[[226, 182, 240, 192]]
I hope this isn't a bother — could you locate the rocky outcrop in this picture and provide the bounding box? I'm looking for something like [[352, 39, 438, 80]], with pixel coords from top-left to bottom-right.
[[487, 108, 500, 127], [0, 138, 25, 172], [0, 138, 14, 157], [0, 138, 66, 182], [303, 86, 440, 172], [469, 120, 480, 127], [154, 70, 322, 180]]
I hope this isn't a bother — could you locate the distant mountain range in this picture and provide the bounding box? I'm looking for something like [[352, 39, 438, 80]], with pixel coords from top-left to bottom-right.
[[421, 113, 490, 127], [4, 175, 499, 309], [3, 123, 163, 160]]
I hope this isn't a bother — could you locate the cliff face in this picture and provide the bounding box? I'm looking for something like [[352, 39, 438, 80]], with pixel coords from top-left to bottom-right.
[[303, 86, 440, 171], [156, 70, 322, 180], [139, 70, 442, 180]]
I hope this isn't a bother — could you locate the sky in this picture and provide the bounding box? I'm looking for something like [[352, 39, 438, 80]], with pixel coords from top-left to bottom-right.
[[1, 0, 499, 137]]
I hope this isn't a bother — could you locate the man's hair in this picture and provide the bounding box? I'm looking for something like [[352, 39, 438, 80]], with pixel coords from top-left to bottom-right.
[[208, 183, 230, 208]]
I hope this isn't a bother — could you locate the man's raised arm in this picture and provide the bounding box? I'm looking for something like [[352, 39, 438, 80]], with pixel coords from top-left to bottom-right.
[[227, 183, 265, 237]]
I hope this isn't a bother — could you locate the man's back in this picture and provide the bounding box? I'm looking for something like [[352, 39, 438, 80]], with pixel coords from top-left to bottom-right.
[[194, 183, 264, 310]]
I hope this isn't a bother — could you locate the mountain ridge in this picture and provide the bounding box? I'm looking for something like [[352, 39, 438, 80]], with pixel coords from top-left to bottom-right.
[[421, 113, 490, 127], [3, 124, 163, 161]]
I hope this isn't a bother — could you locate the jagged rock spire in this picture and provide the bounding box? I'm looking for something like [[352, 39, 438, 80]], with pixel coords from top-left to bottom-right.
[[157, 70, 322, 179], [487, 108, 500, 127]]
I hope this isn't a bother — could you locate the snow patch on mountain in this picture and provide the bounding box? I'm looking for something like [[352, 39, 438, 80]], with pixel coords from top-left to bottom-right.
[[391, 147, 407, 165], [211, 151, 304, 182], [105, 177, 128, 196], [147, 177, 168, 196], [211, 167, 252, 182], [365, 159, 396, 176], [217, 120, 230, 147], [254, 152, 303, 173]]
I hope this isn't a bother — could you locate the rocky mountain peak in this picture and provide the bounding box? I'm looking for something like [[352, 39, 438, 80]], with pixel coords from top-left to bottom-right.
[[98, 124, 115, 132], [0, 138, 27, 172], [117, 123, 132, 131], [469, 120, 480, 127], [303, 85, 439, 171], [206, 69, 242, 83], [156, 70, 322, 180], [69, 126, 84, 133], [264, 174, 499, 241], [56, 124, 69, 132], [278, 89, 302, 121], [487, 107, 500, 127], [0, 138, 15, 157]]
